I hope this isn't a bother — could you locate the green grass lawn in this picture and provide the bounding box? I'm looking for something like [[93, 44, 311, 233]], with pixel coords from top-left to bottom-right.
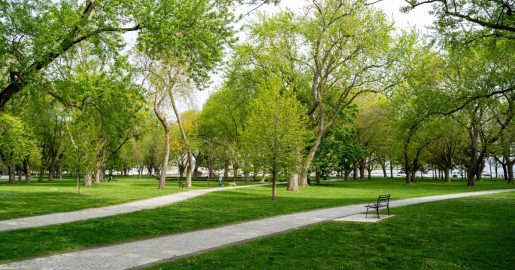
[[0, 176, 226, 220], [148, 192, 515, 270], [0, 178, 512, 264]]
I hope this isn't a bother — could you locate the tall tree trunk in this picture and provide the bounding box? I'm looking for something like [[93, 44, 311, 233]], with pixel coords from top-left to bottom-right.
[[38, 162, 44, 182], [154, 105, 169, 190], [272, 159, 277, 200], [169, 89, 193, 188], [193, 160, 201, 180], [208, 159, 213, 181], [288, 173, 299, 192], [77, 174, 81, 194], [185, 151, 193, 187], [381, 162, 387, 178], [8, 161, 15, 184], [315, 171, 321, 185], [48, 156, 55, 181], [23, 159, 31, 183], [300, 118, 326, 187], [17, 166, 22, 182], [353, 162, 358, 180], [243, 171, 250, 183], [233, 167, 238, 181], [359, 159, 365, 179], [224, 161, 229, 178], [444, 168, 450, 182], [84, 173, 92, 187], [252, 166, 259, 181], [159, 126, 170, 189], [503, 153, 514, 184]]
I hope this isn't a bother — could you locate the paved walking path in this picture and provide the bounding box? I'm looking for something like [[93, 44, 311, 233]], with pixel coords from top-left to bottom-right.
[[0, 189, 512, 270], [0, 183, 273, 232]]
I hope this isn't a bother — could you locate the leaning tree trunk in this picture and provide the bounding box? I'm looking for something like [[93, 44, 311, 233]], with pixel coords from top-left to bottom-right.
[[154, 99, 170, 190], [169, 89, 193, 188], [300, 118, 326, 187], [185, 151, 193, 188]]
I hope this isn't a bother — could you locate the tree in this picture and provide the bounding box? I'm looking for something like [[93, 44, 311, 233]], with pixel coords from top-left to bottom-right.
[[0, 0, 236, 108], [235, 0, 396, 187], [403, 0, 515, 41], [242, 77, 307, 199], [0, 113, 40, 183]]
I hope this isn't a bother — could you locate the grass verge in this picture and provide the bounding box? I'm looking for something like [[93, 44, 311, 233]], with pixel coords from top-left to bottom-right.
[[0, 178, 512, 264], [0, 176, 233, 220], [148, 192, 515, 270]]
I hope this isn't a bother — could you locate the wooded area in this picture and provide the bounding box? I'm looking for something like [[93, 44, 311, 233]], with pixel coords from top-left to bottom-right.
[[0, 0, 513, 197]]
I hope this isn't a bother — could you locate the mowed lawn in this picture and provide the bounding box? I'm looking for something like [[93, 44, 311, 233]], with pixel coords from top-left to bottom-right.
[[0, 178, 512, 264], [0, 176, 223, 220], [149, 192, 515, 270]]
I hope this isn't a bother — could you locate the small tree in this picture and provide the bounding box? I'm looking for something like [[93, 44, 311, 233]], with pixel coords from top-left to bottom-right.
[[242, 78, 307, 199]]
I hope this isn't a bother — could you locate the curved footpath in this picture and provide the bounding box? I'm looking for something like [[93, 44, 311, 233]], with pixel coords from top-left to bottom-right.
[[0, 183, 273, 232], [0, 189, 513, 270]]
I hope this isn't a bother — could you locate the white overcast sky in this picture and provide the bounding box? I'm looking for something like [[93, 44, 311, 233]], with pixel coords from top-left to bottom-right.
[[150, 0, 436, 112]]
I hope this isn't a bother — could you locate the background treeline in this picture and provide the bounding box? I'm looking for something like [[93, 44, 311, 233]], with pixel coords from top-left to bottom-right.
[[0, 0, 513, 193]]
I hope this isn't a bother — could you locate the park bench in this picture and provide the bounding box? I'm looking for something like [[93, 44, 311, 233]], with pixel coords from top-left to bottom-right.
[[365, 194, 390, 218]]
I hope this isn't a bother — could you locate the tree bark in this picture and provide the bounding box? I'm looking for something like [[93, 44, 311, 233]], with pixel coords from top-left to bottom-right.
[[381, 162, 387, 178], [23, 159, 31, 183], [8, 161, 16, 184], [353, 162, 358, 180], [154, 94, 170, 190], [84, 173, 92, 187], [359, 159, 366, 179], [77, 174, 81, 194], [169, 89, 193, 188], [300, 118, 325, 187], [288, 173, 299, 192], [224, 161, 229, 178]]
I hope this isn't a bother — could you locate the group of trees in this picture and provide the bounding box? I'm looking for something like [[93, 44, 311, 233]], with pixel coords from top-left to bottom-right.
[[1, 0, 513, 197]]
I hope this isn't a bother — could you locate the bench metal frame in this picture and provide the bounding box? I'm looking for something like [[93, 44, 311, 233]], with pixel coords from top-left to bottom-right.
[[365, 194, 390, 218]]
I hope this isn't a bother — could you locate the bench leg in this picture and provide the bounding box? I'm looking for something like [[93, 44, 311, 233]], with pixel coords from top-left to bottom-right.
[[387, 206, 390, 215], [365, 207, 368, 218], [376, 207, 379, 219]]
